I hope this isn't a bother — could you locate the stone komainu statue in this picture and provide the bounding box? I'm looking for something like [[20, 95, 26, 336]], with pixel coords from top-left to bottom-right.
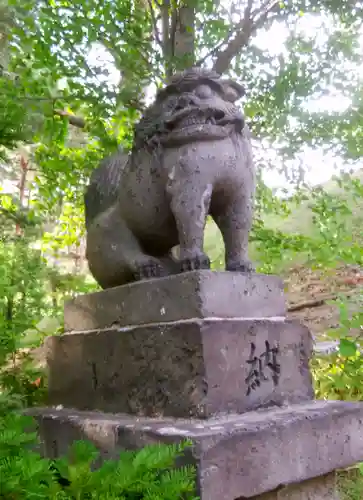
[[84, 67, 256, 288]]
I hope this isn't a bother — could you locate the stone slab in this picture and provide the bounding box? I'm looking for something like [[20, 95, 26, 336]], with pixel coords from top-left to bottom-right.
[[251, 473, 339, 499], [46, 318, 314, 418], [64, 271, 286, 331], [27, 400, 363, 499]]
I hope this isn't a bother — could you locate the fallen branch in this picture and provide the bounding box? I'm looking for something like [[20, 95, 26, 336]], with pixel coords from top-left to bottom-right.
[[287, 296, 333, 312], [287, 290, 358, 313]]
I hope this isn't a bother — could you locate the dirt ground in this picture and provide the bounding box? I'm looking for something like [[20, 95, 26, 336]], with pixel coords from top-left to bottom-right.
[[284, 264, 363, 340]]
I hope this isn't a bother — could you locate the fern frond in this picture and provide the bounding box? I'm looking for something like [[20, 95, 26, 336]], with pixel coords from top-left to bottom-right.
[[132, 440, 192, 470], [0, 402, 199, 499]]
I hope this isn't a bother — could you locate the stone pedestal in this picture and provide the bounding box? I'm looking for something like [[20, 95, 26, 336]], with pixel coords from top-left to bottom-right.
[[29, 271, 363, 499], [63, 271, 286, 330], [46, 318, 314, 417]]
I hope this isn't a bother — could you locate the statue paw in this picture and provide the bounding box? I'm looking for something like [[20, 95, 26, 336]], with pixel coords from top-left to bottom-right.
[[134, 259, 165, 280], [180, 254, 210, 272], [226, 260, 255, 273]]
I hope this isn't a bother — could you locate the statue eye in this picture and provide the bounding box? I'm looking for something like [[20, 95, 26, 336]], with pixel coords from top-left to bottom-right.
[[224, 87, 240, 103], [195, 84, 213, 99], [163, 95, 178, 113]]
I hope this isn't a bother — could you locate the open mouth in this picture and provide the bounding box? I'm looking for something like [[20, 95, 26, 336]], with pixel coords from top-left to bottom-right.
[[139, 106, 245, 148], [165, 107, 244, 133]]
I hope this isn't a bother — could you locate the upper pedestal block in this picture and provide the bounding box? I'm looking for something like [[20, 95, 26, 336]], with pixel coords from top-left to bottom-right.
[[64, 271, 286, 331]]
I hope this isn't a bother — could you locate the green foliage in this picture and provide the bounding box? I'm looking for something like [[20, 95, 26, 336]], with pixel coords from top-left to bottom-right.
[[0, 410, 58, 499], [312, 292, 363, 401], [0, 76, 29, 158], [313, 351, 363, 401], [0, 191, 92, 407], [0, 232, 197, 500], [0, 356, 47, 408], [307, 177, 363, 267], [0, 401, 198, 499], [338, 466, 363, 500], [0, 236, 50, 360], [55, 440, 198, 499]]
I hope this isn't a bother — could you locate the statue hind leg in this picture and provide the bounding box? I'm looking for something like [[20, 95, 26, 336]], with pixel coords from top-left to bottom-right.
[[86, 204, 177, 288]]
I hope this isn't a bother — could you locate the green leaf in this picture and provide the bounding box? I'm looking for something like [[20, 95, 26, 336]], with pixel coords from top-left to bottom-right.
[[339, 339, 358, 357]]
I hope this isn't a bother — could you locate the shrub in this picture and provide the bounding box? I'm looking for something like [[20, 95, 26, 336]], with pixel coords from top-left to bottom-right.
[[312, 292, 363, 401], [0, 312, 199, 500], [312, 351, 363, 401], [0, 395, 198, 499]]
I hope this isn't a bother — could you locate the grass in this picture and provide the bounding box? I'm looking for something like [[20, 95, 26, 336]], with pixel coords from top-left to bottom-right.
[[338, 467, 363, 499]]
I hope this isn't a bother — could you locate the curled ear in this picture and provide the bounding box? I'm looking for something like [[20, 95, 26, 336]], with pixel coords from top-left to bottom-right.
[[222, 79, 245, 102]]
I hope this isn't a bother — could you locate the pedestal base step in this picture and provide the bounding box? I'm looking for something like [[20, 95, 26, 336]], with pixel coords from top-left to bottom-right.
[[28, 400, 363, 499], [252, 473, 339, 499]]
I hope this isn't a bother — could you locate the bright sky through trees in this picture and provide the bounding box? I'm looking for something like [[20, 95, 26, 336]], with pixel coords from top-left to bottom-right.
[[84, 10, 363, 193]]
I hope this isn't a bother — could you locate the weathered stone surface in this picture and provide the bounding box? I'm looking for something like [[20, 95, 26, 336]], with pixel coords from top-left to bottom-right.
[[64, 271, 286, 331], [47, 318, 313, 418], [84, 68, 255, 289], [27, 400, 363, 499], [251, 473, 340, 499]]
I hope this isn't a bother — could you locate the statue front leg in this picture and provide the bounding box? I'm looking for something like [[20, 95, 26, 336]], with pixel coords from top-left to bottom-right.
[[213, 196, 255, 273], [168, 175, 212, 272]]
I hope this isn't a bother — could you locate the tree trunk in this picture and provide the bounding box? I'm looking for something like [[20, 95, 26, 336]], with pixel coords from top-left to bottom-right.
[[160, 0, 196, 77], [173, 2, 195, 71]]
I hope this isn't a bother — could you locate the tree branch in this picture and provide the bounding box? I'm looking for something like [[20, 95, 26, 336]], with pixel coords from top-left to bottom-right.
[[246, 0, 255, 15], [54, 109, 86, 129], [147, 0, 163, 47], [196, 38, 229, 67], [251, 0, 281, 30], [212, 0, 254, 75], [160, 0, 171, 75], [0, 207, 34, 226], [170, 5, 178, 58], [251, 0, 280, 22], [195, 5, 247, 69], [211, 0, 282, 75]]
